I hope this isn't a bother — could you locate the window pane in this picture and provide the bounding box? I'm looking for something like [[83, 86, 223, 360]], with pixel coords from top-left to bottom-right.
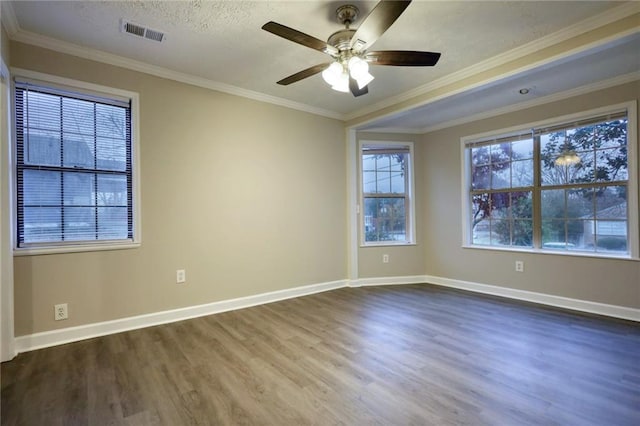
[[390, 154, 404, 172], [63, 172, 95, 206], [490, 192, 509, 217], [595, 221, 627, 252], [478, 192, 533, 248], [566, 220, 588, 250], [472, 164, 490, 190], [64, 207, 96, 241], [363, 171, 376, 193], [96, 104, 127, 139], [512, 219, 533, 247], [511, 192, 532, 218], [566, 188, 594, 219], [595, 147, 627, 182], [596, 186, 627, 218], [542, 219, 567, 249], [62, 97, 95, 136], [541, 189, 565, 220], [471, 146, 490, 166], [97, 174, 128, 207], [24, 207, 62, 242], [472, 218, 490, 245], [594, 120, 627, 148], [511, 159, 533, 187], [376, 156, 391, 173], [26, 91, 60, 131], [362, 154, 376, 171], [491, 163, 510, 189], [364, 197, 406, 242], [376, 171, 391, 193], [390, 171, 405, 193], [567, 151, 594, 184], [491, 143, 510, 162], [98, 207, 129, 239], [24, 130, 60, 166], [97, 137, 127, 171], [511, 139, 533, 160], [23, 170, 60, 206], [490, 220, 509, 246], [63, 134, 94, 168]]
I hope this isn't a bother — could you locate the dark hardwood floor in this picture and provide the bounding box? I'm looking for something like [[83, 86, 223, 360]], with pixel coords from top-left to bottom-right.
[[2, 284, 639, 425]]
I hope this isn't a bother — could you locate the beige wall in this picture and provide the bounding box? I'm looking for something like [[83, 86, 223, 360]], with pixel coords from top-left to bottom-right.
[[1, 24, 9, 65], [421, 81, 640, 308], [356, 132, 425, 278], [10, 42, 347, 336]]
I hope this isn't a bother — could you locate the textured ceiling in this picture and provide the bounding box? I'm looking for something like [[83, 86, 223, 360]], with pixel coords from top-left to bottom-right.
[[3, 1, 638, 130]]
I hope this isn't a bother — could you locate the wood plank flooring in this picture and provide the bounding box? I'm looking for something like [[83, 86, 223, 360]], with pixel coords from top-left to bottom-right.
[[2, 284, 639, 425]]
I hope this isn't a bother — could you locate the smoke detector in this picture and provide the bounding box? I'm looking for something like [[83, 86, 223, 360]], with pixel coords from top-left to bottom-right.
[[120, 19, 166, 43]]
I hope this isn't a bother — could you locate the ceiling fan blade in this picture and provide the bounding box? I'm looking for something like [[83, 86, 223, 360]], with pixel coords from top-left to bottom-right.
[[365, 50, 441, 66], [349, 77, 369, 97], [277, 63, 332, 85], [350, 0, 412, 51], [262, 22, 338, 56]]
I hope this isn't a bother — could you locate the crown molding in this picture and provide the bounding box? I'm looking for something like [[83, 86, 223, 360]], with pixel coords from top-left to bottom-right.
[[0, 0, 19, 36], [359, 72, 640, 135], [357, 127, 424, 135], [348, 28, 639, 131], [417, 72, 640, 134], [345, 2, 640, 122], [9, 29, 344, 121]]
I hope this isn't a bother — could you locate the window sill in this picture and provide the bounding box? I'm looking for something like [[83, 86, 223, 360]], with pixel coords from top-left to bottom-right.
[[14, 241, 141, 256], [361, 242, 417, 248], [462, 244, 639, 261]]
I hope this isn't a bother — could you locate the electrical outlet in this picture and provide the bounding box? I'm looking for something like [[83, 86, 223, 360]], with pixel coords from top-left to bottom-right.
[[515, 260, 524, 272], [383, 254, 389, 263], [54, 303, 68, 321], [176, 269, 186, 283]]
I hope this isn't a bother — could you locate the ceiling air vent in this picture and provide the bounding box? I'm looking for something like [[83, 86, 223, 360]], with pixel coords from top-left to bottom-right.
[[121, 19, 166, 43]]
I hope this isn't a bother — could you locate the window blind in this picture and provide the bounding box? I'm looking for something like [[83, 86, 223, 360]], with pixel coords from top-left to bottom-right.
[[15, 81, 133, 246]]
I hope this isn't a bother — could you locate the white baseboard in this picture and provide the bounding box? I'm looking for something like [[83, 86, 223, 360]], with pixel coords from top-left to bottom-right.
[[14, 279, 347, 354], [13, 274, 639, 355], [349, 275, 428, 287], [424, 275, 640, 322]]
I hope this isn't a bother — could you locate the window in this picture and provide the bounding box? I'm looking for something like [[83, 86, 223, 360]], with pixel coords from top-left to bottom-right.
[[14, 75, 139, 253], [464, 103, 638, 258], [361, 142, 414, 245]]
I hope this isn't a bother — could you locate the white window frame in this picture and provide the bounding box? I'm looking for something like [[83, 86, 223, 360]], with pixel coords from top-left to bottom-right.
[[461, 101, 638, 260], [12, 69, 141, 255], [359, 140, 416, 247]]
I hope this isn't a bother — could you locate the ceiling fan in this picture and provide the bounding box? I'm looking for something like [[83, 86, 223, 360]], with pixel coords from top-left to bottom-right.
[[262, 0, 441, 97]]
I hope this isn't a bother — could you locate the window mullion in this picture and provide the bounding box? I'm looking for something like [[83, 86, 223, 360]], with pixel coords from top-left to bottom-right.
[[94, 102, 99, 240], [59, 96, 65, 242], [533, 135, 542, 249]]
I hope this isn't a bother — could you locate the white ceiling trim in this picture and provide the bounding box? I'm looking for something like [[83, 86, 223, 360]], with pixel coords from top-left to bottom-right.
[[345, 2, 640, 121], [8, 29, 344, 121], [363, 72, 640, 135]]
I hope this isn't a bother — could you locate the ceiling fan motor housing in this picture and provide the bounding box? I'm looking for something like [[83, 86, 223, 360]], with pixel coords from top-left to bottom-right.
[[328, 29, 357, 52], [336, 5, 359, 26]]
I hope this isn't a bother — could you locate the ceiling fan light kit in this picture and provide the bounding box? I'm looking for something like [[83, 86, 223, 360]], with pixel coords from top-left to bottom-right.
[[322, 57, 374, 92], [262, 0, 441, 97]]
